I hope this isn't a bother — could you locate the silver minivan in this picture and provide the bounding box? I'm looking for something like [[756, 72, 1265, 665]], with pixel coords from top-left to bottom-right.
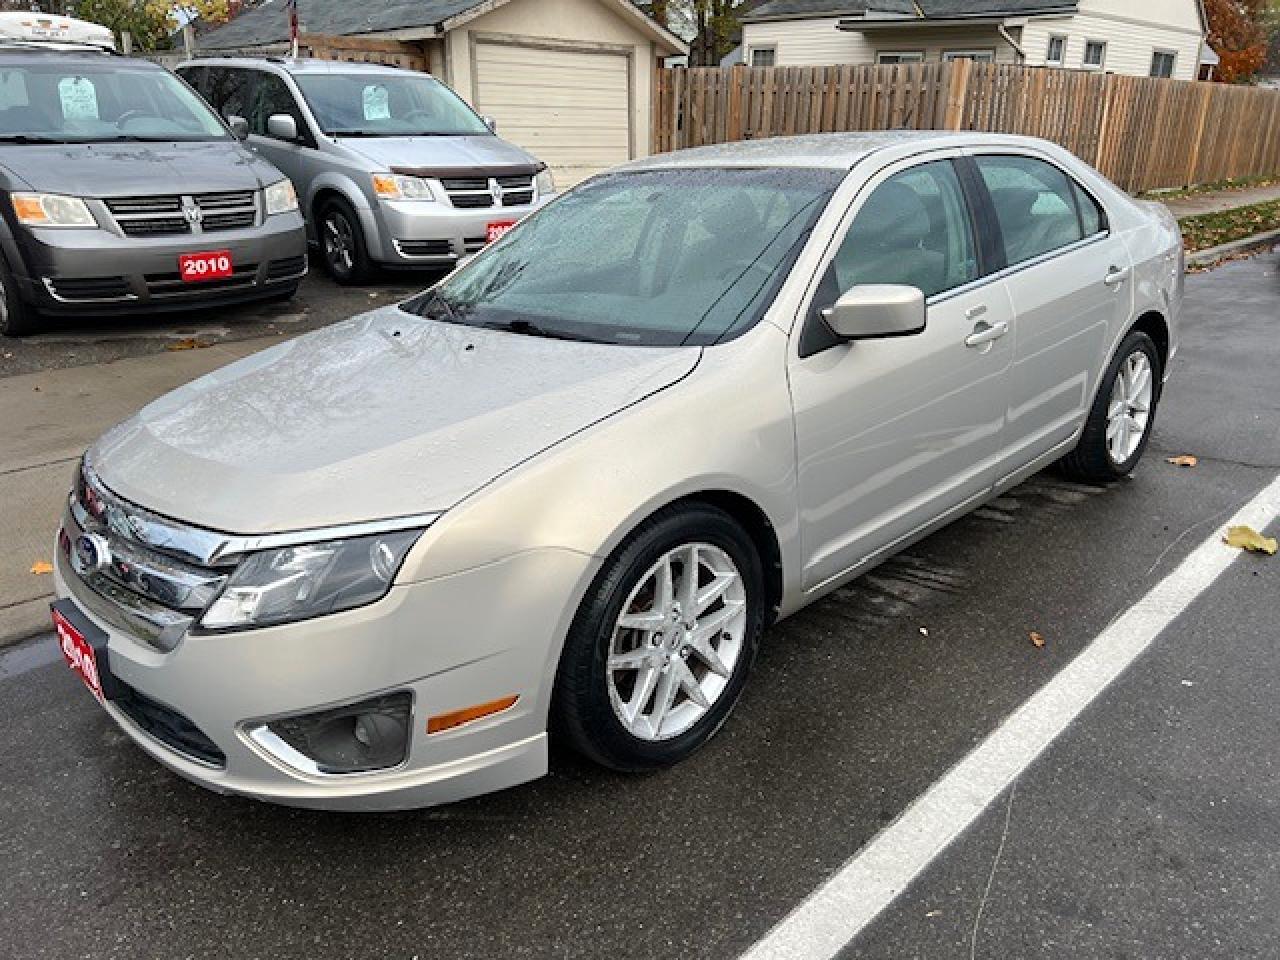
[[177, 58, 556, 283]]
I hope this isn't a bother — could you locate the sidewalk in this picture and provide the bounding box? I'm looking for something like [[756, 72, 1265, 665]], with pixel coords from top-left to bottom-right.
[[0, 337, 279, 644], [1157, 181, 1280, 219]]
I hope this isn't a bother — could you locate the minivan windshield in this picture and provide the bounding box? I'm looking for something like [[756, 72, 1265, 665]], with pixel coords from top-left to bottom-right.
[[403, 167, 842, 347], [294, 72, 491, 137], [0, 61, 229, 142]]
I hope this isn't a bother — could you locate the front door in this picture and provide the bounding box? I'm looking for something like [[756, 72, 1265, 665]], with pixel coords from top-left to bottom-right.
[[789, 156, 1013, 593]]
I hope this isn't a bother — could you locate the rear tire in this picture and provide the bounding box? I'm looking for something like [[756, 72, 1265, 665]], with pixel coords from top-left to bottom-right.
[[317, 197, 371, 284], [552, 504, 766, 772], [1060, 330, 1161, 482], [0, 259, 39, 337]]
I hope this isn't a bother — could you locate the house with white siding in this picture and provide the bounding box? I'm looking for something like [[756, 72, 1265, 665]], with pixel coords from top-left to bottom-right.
[[741, 0, 1214, 83]]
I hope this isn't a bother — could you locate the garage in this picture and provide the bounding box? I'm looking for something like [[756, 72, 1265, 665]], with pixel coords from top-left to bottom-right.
[[473, 38, 632, 186]]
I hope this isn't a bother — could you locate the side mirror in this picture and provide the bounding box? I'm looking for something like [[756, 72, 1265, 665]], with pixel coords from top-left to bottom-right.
[[226, 114, 249, 140], [822, 284, 926, 340], [266, 113, 298, 142], [482, 115, 497, 133]]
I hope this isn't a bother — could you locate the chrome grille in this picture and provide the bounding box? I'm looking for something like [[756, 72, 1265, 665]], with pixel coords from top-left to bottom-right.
[[440, 175, 536, 210], [61, 464, 234, 651], [104, 190, 260, 237]]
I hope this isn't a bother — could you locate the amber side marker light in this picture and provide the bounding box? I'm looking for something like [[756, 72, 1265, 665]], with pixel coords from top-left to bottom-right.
[[427, 695, 519, 734]]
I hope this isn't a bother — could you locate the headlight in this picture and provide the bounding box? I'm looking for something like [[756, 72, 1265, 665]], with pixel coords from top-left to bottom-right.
[[264, 179, 298, 216], [535, 168, 555, 197], [371, 173, 434, 201], [200, 529, 423, 631], [11, 192, 96, 228]]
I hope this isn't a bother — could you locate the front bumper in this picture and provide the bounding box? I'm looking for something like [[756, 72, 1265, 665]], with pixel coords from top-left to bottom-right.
[[53, 528, 591, 811], [15, 212, 307, 315], [367, 196, 552, 266]]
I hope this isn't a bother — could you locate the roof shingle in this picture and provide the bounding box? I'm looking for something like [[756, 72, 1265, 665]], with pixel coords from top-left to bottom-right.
[[745, 0, 1075, 23]]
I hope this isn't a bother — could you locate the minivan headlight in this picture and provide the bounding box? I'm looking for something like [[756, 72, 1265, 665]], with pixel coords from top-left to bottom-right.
[[264, 179, 298, 215], [535, 168, 555, 197], [12, 192, 96, 228], [372, 173, 434, 201], [200, 529, 424, 631]]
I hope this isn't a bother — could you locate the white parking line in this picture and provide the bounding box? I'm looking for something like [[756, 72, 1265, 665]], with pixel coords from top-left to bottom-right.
[[741, 473, 1280, 960]]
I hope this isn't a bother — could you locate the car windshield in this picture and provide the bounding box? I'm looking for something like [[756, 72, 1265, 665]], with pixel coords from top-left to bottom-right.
[[294, 72, 491, 137], [0, 61, 229, 142], [403, 167, 842, 346]]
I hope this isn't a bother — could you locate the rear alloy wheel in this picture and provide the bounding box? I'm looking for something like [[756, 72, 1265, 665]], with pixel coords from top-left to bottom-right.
[[1060, 329, 1161, 481], [553, 505, 765, 771], [318, 198, 370, 284]]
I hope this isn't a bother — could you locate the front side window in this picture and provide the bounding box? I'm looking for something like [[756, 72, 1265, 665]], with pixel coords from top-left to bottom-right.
[[1046, 35, 1066, 65], [823, 160, 978, 302], [404, 167, 842, 346], [1083, 40, 1106, 69], [976, 155, 1088, 266], [1150, 51, 1176, 78], [294, 72, 490, 137], [0, 62, 229, 142], [750, 47, 776, 67], [191, 66, 256, 122], [250, 73, 304, 138]]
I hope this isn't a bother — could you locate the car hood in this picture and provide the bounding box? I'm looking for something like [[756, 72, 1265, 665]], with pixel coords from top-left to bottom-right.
[[88, 306, 700, 535], [335, 134, 540, 174], [0, 140, 275, 196]]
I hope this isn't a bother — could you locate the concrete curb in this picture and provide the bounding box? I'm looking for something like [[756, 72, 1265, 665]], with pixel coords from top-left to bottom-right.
[[1186, 228, 1280, 268]]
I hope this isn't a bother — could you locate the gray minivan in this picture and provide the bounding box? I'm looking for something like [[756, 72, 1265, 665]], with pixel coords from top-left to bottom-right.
[[0, 43, 306, 336], [177, 58, 556, 283]]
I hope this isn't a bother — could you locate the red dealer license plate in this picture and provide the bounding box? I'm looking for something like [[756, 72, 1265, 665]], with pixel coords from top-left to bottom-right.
[[178, 250, 233, 282], [486, 220, 517, 244], [53, 606, 105, 703]]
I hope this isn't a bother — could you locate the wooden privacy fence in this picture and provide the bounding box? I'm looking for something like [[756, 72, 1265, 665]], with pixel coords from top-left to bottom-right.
[[652, 60, 1280, 193]]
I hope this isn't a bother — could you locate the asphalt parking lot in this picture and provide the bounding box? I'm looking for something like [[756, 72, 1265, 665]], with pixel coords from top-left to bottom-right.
[[0, 252, 1277, 960]]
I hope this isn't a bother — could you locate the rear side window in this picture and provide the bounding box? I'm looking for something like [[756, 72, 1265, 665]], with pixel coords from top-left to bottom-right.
[[976, 155, 1085, 266], [825, 159, 978, 300]]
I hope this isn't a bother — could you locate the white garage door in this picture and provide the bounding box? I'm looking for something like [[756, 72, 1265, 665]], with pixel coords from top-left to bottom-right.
[[473, 40, 631, 187]]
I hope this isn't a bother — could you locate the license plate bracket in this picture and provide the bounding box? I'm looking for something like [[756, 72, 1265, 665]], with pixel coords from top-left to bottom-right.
[[52, 598, 121, 702]]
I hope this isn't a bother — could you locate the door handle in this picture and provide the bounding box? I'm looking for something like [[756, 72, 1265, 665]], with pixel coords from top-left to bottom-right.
[[965, 320, 1009, 349], [1104, 265, 1131, 287]]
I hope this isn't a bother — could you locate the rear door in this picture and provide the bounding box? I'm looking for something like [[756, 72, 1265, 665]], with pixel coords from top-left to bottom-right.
[[966, 151, 1132, 479], [789, 154, 1014, 593]]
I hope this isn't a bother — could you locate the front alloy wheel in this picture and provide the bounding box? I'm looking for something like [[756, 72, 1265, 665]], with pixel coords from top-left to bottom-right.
[[553, 504, 765, 771]]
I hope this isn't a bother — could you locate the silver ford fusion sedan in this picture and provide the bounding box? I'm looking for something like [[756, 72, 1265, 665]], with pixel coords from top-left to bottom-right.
[[52, 132, 1182, 810]]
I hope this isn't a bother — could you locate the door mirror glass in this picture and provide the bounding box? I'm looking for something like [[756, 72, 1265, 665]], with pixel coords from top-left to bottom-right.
[[822, 284, 926, 340], [482, 114, 497, 133], [266, 112, 297, 141], [226, 114, 249, 140]]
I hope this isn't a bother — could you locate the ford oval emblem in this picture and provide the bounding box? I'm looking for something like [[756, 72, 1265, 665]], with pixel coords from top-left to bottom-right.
[[71, 533, 111, 577]]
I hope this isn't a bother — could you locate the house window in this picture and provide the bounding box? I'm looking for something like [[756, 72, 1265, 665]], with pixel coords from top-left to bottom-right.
[[750, 47, 776, 68], [1083, 40, 1106, 69], [1046, 34, 1066, 65], [942, 50, 995, 63], [877, 51, 924, 65], [1150, 50, 1177, 78]]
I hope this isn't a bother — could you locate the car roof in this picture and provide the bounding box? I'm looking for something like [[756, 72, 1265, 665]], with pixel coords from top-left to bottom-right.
[[0, 41, 126, 61], [178, 56, 418, 77], [621, 131, 1057, 172]]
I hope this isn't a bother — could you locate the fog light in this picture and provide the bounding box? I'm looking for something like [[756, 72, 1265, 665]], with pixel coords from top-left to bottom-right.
[[262, 692, 411, 774]]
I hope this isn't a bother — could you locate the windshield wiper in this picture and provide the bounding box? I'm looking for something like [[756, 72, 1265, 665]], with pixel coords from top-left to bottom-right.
[[423, 289, 460, 324], [485, 318, 602, 343], [0, 134, 71, 144]]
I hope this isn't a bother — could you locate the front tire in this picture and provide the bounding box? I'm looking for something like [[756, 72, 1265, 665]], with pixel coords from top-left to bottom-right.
[[0, 259, 39, 337], [317, 197, 371, 284], [1060, 329, 1161, 481], [552, 504, 766, 772]]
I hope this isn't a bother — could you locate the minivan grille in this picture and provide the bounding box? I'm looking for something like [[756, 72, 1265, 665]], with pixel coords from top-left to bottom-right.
[[45, 276, 133, 301], [144, 263, 258, 296], [440, 175, 536, 210], [105, 191, 260, 237]]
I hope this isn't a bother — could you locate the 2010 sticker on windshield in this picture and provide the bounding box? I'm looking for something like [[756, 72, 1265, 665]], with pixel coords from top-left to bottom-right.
[[58, 76, 99, 120], [362, 84, 391, 121]]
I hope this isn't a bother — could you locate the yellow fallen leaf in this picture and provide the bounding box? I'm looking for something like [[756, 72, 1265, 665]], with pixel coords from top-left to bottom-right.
[[165, 338, 209, 352], [1224, 526, 1277, 555], [1166, 455, 1198, 468], [30, 561, 53, 575], [1030, 631, 1046, 648]]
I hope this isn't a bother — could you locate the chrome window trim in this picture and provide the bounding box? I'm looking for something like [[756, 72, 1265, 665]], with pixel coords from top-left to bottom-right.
[[80, 460, 441, 567], [960, 231, 1112, 291]]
